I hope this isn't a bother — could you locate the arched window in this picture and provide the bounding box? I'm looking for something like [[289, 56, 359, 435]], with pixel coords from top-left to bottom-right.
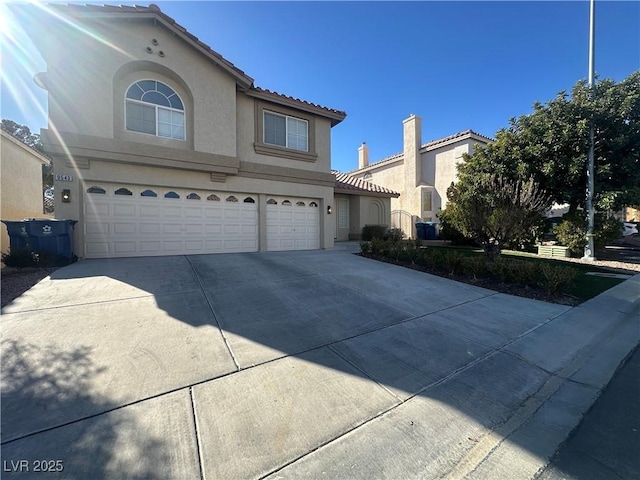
[[115, 187, 133, 196], [282, 200, 292, 206], [243, 197, 255, 203], [296, 201, 305, 206], [266, 199, 277, 205], [87, 186, 106, 194], [187, 193, 201, 200], [125, 80, 185, 140], [164, 191, 180, 199], [207, 194, 220, 201], [309, 201, 318, 207], [140, 189, 157, 197], [226, 196, 238, 203]]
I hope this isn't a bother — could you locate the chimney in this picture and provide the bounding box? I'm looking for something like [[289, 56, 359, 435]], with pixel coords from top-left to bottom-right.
[[403, 114, 422, 187], [358, 142, 369, 169]]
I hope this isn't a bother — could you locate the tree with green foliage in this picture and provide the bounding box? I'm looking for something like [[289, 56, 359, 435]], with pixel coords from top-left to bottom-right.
[[1, 118, 52, 189], [439, 175, 551, 260], [458, 71, 640, 212]]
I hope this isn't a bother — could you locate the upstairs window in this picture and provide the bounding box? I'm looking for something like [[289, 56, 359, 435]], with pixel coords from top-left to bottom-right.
[[263, 111, 308, 152], [125, 80, 185, 140]]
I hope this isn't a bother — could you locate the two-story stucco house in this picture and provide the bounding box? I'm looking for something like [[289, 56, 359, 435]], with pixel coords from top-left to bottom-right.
[[348, 114, 493, 237], [18, 3, 382, 258]]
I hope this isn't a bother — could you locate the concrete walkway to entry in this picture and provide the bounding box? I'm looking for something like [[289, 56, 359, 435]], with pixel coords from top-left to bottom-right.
[[2, 243, 639, 479]]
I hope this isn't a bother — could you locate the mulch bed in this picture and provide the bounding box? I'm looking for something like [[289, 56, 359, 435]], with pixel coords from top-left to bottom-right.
[[1, 268, 58, 308], [358, 253, 582, 306]]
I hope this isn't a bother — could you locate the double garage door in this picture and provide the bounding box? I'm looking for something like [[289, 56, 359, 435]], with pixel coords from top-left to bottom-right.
[[84, 184, 319, 258]]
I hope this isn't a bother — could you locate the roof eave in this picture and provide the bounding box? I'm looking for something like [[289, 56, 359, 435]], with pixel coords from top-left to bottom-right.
[[247, 89, 346, 126], [41, 5, 255, 91]]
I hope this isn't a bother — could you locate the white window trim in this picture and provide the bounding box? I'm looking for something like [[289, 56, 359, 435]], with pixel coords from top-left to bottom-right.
[[263, 110, 309, 152], [124, 80, 186, 141]]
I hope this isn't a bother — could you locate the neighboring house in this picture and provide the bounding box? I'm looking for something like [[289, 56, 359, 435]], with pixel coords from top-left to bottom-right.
[[23, 3, 348, 258], [0, 129, 51, 255], [333, 172, 400, 241], [348, 114, 492, 237]]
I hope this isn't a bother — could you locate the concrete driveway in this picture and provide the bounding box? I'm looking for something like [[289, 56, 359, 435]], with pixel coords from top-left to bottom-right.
[[2, 243, 639, 479]]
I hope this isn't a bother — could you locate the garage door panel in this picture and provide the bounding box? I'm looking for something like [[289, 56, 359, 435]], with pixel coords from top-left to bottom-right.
[[205, 224, 223, 235], [84, 184, 258, 257], [163, 206, 182, 217], [163, 224, 182, 234], [163, 241, 183, 252], [139, 205, 161, 217], [113, 204, 136, 216], [85, 202, 109, 216], [184, 224, 203, 234], [138, 241, 160, 253], [85, 242, 109, 255], [266, 198, 320, 251], [85, 222, 108, 235], [139, 223, 160, 235], [113, 223, 136, 235], [113, 242, 136, 254]]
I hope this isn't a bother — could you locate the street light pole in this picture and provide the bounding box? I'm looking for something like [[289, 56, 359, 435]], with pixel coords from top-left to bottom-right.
[[583, 0, 596, 261]]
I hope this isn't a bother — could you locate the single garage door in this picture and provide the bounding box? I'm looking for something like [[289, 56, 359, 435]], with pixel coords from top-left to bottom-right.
[[266, 196, 320, 251], [84, 183, 258, 258]]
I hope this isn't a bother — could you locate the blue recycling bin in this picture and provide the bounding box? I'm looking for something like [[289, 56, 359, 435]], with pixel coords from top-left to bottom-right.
[[2, 221, 30, 250], [23, 219, 78, 264], [415, 222, 427, 240], [424, 222, 437, 240]]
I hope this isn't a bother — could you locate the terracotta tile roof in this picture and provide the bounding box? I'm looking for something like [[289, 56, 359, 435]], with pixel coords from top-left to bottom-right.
[[333, 171, 400, 197], [420, 129, 494, 150], [44, 4, 346, 121], [348, 129, 493, 174], [249, 87, 346, 125]]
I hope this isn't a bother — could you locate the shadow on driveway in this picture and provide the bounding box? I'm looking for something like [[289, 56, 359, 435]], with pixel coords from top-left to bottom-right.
[[2, 247, 638, 478]]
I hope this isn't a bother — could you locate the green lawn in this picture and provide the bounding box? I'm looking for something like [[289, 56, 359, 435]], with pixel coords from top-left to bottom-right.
[[424, 245, 625, 301]]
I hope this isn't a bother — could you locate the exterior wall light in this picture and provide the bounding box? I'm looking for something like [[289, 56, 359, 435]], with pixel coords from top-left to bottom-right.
[[61, 189, 71, 203], [327, 205, 332, 214]]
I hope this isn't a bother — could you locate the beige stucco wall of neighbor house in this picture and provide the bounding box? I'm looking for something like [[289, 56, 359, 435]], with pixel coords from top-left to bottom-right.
[[0, 132, 50, 254]]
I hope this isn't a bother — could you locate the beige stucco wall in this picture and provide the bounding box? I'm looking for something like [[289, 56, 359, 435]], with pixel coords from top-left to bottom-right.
[[0, 133, 49, 254], [30, 10, 342, 258], [333, 194, 392, 241], [36, 18, 238, 157]]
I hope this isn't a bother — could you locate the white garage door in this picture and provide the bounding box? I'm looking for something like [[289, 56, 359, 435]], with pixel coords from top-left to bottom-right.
[[84, 184, 258, 258], [266, 196, 320, 251]]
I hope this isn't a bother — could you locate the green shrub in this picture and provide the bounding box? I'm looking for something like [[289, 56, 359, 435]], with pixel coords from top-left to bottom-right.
[[361, 225, 388, 241], [359, 241, 371, 254], [2, 247, 39, 268], [437, 208, 477, 246], [386, 228, 405, 243], [442, 251, 465, 275], [462, 256, 488, 280], [538, 264, 578, 295], [554, 212, 623, 257]]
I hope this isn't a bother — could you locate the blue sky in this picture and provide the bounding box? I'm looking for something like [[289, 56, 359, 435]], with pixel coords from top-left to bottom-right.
[[1, 1, 638, 173]]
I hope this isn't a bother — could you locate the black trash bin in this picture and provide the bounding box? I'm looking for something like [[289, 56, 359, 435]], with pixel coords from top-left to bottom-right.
[[23, 219, 78, 265], [424, 222, 437, 240], [1, 220, 30, 250], [415, 222, 426, 240]]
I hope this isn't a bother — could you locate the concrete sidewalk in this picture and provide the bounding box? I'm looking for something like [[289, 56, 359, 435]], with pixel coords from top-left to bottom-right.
[[1, 245, 638, 479]]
